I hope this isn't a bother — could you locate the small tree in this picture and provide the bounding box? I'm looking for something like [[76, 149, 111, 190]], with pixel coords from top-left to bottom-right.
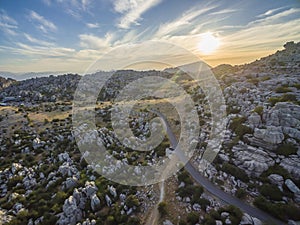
[[158, 201, 167, 216]]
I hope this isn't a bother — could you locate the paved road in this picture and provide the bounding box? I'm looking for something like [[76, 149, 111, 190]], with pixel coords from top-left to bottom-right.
[[151, 110, 285, 225]]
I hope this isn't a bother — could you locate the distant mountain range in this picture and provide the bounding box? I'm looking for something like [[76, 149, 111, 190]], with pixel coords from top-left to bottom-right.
[[0, 71, 67, 81], [1, 41, 299, 81]]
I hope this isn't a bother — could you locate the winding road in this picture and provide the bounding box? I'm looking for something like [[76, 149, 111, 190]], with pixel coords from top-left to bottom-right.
[[151, 110, 285, 225]]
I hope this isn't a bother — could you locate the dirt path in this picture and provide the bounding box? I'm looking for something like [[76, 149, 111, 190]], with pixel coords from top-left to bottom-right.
[[145, 181, 164, 225]]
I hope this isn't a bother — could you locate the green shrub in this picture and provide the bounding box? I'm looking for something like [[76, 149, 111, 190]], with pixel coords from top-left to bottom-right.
[[260, 76, 271, 81], [125, 195, 140, 208], [259, 184, 283, 201], [7, 176, 24, 189], [268, 94, 298, 106], [235, 124, 253, 137], [254, 196, 300, 221], [221, 205, 243, 224], [229, 116, 252, 139], [278, 61, 286, 66], [275, 86, 292, 93], [222, 163, 249, 182], [158, 201, 167, 216], [253, 106, 263, 116], [293, 83, 300, 89], [197, 198, 210, 211], [281, 94, 297, 102], [277, 143, 297, 156], [236, 188, 247, 199], [127, 217, 140, 225], [248, 78, 259, 85], [229, 117, 246, 131], [187, 212, 199, 224], [261, 165, 290, 180], [178, 170, 193, 185]]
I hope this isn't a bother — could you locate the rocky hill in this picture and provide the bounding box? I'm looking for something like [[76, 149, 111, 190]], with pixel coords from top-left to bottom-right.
[[0, 42, 300, 225], [0, 77, 15, 91]]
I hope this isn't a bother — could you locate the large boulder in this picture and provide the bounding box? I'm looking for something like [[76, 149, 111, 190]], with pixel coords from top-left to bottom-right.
[[268, 174, 284, 190], [264, 102, 300, 128], [63, 177, 78, 190], [285, 179, 300, 194], [232, 144, 274, 177], [280, 156, 300, 179], [90, 194, 101, 211], [58, 162, 79, 178], [239, 213, 262, 225], [83, 181, 98, 198], [57, 196, 83, 225], [254, 126, 284, 144], [248, 112, 262, 129]]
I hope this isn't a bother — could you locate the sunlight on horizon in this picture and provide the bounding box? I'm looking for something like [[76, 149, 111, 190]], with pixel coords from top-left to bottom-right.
[[198, 32, 221, 55]]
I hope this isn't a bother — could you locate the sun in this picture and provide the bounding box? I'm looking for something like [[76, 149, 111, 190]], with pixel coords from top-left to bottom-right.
[[198, 32, 220, 54]]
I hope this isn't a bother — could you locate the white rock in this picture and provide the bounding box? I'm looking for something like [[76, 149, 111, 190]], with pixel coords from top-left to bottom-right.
[[90, 194, 101, 211]]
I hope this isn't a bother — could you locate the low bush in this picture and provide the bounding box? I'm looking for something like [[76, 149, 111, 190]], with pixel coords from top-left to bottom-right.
[[236, 188, 247, 199], [222, 163, 249, 182], [277, 143, 298, 156], [254, 196, 300, 221], [259, 184, 283, 201], [253, 106, 263, 116], [275, 86, 292, 93], [158, 201, 167, 216]]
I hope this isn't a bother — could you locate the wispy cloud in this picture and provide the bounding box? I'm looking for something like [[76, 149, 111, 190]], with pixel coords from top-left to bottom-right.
[[209, 8, 237, 16], [86, 22, 99, 28], [0, 42, 75, 58], [154, 5, 217, 38], [56, 0, 93, 19], [256, 6, 286, 18], [0, 10, 18, 36], [250, 7, 300, 26], [113, 0, 162, 29], [79, 33, 114, 49], [42, 0, 51, 6], [24, 33, 55, 46], [29, 10, 57, 33]]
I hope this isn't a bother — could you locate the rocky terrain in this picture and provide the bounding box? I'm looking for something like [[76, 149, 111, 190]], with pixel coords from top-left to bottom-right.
[[0, 41, 299, 225], [0, 77, 15, 91]]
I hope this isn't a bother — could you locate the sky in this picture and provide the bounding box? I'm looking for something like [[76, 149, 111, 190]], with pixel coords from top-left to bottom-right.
[[0, 0, 300, 73]]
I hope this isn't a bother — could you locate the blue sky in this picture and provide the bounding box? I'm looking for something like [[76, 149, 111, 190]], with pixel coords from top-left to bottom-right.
[[0, 0, 299, 73]]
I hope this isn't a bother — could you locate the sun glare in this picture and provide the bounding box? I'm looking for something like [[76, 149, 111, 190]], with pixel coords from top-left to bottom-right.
[[198, 32, 220, 54]]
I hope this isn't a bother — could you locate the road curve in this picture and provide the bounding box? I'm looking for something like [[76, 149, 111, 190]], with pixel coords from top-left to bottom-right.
[[151, 110, 285, 225]]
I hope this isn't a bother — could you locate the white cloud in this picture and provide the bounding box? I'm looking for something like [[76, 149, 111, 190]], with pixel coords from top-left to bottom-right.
[[56, 0, 93, 19], [79, 33, 114, 49], [14, 42, 75, 57], [256, 6, 286, 18], [86, 23, 99, 28], [42, 0, 52, 6], [0, 10, 18, 36], [250, 8, 300, 26], [113, 0, 162, 29], [154, 5, 217, 38], [209, 9, 237, 15], [29, 10, 57, 33], [24, 33, 55, 46]]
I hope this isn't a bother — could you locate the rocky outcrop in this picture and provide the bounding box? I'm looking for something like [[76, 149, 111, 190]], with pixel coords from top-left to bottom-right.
[[268, 174, 284, 190], [239, 213, 262, 225], [244, 126, 285, 151], [90, 194, 101, 211], [232, 144, 274, 177], [57, 181, 99, 225], [248, 112, 262, 129], [57, 196, 83, 225], [253, 126, 284, 145], [280, 156, 300, 179]]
